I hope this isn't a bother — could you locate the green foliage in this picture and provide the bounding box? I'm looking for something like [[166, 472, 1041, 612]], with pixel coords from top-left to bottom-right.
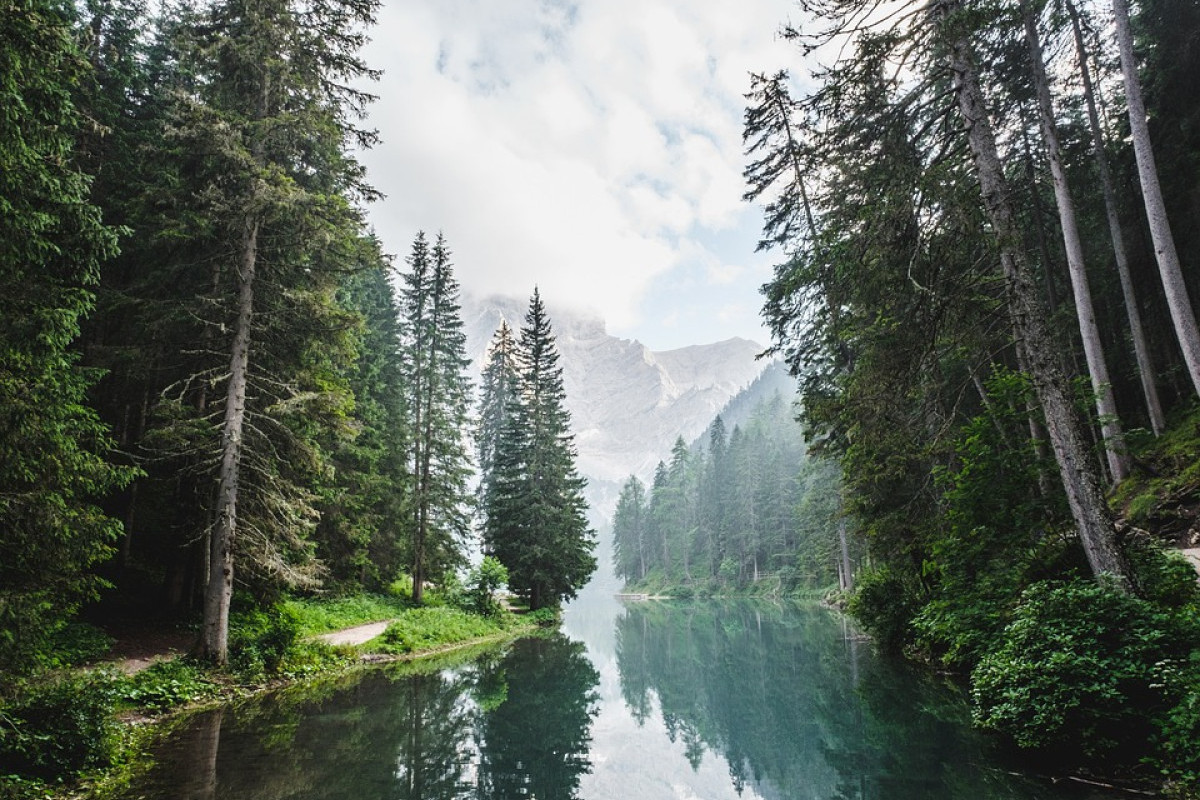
[[1157, 654, 1200, 792], [466, 557, 509, 617], [44, 623, 115, 669], [481, 290, 596, 610], [282, 594, 408, 636], [0, 0, 134, 677], [115, 659, 218, 711], [619, 388, 837, 597], [376, 608, 509, 654], [847, 566, 916, 653], [525, 607, 560, 627], [1112, 404, 1200, 538], [971, 579, 1199, 763], [0, 671, 120, 780], [228, 605, 302, 679]]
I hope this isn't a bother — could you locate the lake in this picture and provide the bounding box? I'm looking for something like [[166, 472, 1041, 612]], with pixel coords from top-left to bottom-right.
[[122, 586, 1121, 799]]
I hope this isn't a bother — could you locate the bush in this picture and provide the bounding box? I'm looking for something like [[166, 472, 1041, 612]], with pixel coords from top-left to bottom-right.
[[46, 622, 115, 668], [847, 566, 915, 653], [971, 579, 1197, 764], [526, 607, 559, 627], [228, 604, 301, 679], [465, 557, 508, 617], [0, 671, 120, 780], [1157, 654, 1200, 792]]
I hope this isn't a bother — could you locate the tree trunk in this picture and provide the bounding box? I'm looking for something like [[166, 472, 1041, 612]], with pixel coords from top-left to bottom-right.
[[837, 515, 853, 592], [1110, 0, 1200, 398], [938, 5, 1130, 587], [1067, 0, 1166, 434], [201, 218, 258, 664], [1022, 1, 1128, 482]]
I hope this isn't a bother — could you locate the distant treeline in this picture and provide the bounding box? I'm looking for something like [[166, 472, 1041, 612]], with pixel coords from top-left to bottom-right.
[[612, 390, 851, 595]]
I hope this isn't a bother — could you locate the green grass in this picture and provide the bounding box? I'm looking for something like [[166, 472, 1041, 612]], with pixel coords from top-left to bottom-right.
[[282, 594, 411, 637], [372, 607, 515, 655]]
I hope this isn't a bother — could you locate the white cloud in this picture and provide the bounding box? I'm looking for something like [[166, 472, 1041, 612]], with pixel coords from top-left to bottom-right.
[[358, 0, 802, 346]]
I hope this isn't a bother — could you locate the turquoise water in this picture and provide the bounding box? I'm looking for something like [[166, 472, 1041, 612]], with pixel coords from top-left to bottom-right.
[[123, 589, 1119, 799]]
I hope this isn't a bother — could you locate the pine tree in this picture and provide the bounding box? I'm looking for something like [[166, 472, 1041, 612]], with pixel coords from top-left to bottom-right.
[[476, 320, 520, 529], [153, 0, 382, 663], [612, 476, 648, 584], [482, 290, 596, 610], [0, 0, 134, 672], [398, 232, 474, 604], [316, 237, 408, 589]]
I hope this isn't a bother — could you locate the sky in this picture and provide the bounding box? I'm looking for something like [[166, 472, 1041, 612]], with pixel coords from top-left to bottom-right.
[[357, 0, 805, 352]]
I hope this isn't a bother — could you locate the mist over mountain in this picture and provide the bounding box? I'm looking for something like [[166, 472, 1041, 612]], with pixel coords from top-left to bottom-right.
[[463, 293, 773, 517]]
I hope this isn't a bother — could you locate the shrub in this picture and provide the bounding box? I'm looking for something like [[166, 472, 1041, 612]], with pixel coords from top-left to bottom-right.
[[1157, 654, 1200, 792], [46, 622, 115, 668], [847, 566, 915, 653], [228, 604, 301, 679], [971, 579, 1196, 764], [526, 607, 559, 627], [465, 557, 509, 617], [0, 671, 120, 780]]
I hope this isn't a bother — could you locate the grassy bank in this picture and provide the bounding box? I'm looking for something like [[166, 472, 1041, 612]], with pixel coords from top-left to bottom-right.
[[0, 597, 547, 800]]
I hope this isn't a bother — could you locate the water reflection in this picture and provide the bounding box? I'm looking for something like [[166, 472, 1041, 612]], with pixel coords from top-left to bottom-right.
[[126, 633, 598, 800], [612, 601, 1104, 800], [128, 601, 1118, 800]]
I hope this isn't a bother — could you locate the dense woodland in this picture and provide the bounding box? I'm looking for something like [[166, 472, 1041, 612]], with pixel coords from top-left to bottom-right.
[[0, 0, 594, 682], [6, 0, 1200, 792], [737, 0, 1200, 785], [612, 384, 850, 595]]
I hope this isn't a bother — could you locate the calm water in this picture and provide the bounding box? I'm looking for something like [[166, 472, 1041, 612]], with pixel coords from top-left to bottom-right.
[[124, 588, 1121, 800]]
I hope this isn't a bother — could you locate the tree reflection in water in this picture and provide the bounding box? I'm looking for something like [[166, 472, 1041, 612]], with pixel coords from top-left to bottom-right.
[[613, 601, 1079, 800], [129, 633, 598, 800]]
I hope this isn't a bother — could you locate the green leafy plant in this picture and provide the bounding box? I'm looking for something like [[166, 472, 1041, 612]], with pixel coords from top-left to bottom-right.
[[228, 604, 302, 679], [971, 579, 1197, 763], [465, 557, 509, 617], [0, 671, 120, 780], [116, 659, 218, 711]]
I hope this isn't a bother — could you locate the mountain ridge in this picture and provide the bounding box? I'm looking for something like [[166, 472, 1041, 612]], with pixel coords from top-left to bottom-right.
[[462, 292, 772, 515]]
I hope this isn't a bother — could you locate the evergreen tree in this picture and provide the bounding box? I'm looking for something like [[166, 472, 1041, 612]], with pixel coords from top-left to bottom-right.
[[398, 232, 474, 604], [483, 290, 596, 610], [316, 237, 409, 589], [153, 0, 381, 662], [0, 0, 134, 672], [475, 320, 520, 529], [612, 476, 649, 584]]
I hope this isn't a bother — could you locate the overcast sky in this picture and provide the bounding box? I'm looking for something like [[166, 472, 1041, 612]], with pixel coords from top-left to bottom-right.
[[357, 0, 804, 352]]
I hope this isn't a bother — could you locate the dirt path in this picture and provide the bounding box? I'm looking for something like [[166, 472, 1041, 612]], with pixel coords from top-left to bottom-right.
[[315, 620, 393, 647]]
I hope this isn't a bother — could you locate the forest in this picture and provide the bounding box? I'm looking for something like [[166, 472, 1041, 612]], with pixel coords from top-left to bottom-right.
[[1, 0, 596, 775], [612, 383, 850, 596], [6, 0, 1200, 793], [729, 0, 1200, 788]]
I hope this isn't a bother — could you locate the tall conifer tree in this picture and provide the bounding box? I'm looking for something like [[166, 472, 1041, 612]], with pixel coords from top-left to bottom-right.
[[0, 0, 133, 672], [398, 232, 474, 604], [482, 290, 595, 609]]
